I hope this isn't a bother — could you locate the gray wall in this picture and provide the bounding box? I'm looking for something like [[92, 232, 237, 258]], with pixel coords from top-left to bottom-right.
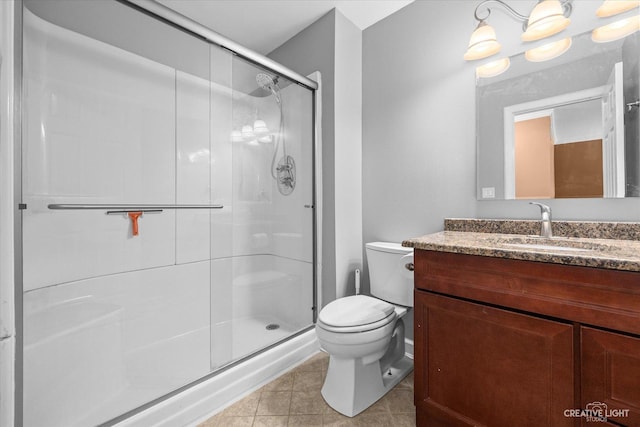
[[362, 0, 477, 250], [363, 0, 640, 231], [333, 12, 363, 299], [362, 1, 478, 341], [363, 1, 640, 340], [269, 11, 338, 308]]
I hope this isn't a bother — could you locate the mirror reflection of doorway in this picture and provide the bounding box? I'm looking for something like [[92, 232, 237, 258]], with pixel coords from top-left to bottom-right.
[[514, 111, 604, 199], [508, 62, 625, 199], [514, 116, 555, 199]]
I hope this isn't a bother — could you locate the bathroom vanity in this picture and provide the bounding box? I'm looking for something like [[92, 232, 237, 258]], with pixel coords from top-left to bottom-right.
[[403, 220, 640, 427]]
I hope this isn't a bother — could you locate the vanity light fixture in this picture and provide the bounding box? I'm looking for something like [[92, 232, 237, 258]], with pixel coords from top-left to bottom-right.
[[592, 1, 639, 43], [465, 0, 573, 62], [476, 57, 511, 78], [525, 36, 572, 61], [521, 0, 571, 41], [464, 21, 502, 60]]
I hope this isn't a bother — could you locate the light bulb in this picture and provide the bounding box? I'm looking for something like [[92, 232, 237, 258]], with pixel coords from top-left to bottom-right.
[[525, 37, 572, 62], [592, 15, 640, 42], [596, 0, 639, 18], [476, 57, 511, 78]]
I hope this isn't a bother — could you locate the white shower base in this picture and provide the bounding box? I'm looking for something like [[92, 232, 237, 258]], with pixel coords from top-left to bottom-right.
[[117, 328, 319, 427], [229, 315, 296, 359], [95, 316, 302, 426]]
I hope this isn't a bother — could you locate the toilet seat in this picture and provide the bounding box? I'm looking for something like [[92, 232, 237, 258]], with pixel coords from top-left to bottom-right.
[[317, 311, 396, 333], [318, 295, 396, 333], [319, 295, 395, 326]]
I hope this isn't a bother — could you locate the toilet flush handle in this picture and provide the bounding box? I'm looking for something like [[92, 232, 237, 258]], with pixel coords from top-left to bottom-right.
[[401, 253, 414, 272]]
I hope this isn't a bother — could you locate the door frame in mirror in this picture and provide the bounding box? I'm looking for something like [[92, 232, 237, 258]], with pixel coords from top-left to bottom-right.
[[503, 85, 607, 199]]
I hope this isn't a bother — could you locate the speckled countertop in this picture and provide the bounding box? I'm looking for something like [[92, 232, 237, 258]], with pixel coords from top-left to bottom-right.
[[402, 219, 640, 272]]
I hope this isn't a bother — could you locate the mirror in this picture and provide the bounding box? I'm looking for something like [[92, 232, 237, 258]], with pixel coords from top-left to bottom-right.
[[477, 30, 639, 200]]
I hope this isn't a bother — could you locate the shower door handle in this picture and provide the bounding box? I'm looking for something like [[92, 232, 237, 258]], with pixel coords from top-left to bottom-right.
[[304, 204, 314, 208]]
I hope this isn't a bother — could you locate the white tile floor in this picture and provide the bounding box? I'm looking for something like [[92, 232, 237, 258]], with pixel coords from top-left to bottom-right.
[[198, 351, 416, 426]]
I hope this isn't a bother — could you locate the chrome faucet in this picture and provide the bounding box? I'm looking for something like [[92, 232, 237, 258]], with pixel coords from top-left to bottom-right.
[[529, 202, 553, 238]]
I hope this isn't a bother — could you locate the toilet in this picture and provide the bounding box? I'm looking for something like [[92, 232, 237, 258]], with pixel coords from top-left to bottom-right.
[[316, 242, 414, 417]]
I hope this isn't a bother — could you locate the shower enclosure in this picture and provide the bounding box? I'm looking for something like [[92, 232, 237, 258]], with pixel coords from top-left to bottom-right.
[[18, 1, 318, 425]]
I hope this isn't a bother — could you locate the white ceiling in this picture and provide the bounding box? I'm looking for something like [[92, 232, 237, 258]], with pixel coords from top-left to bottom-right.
[[156, 0, 414, 54]]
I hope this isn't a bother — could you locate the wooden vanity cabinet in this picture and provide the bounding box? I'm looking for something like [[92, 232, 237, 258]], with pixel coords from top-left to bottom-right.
[[413, 249, 640, 427], [414, 291, 574, 427], [581, 327, 640, 426]]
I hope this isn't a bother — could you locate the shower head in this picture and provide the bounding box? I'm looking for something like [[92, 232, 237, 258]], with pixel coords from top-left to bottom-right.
[[256, 73, 281, 103], [256, 73, 278, 91]]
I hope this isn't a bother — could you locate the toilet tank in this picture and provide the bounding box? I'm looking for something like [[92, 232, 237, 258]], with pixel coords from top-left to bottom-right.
[[365, 242, 414, 307]]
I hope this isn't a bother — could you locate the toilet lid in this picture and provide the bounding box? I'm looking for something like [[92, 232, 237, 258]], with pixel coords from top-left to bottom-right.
[[319, 295, 395, 328]]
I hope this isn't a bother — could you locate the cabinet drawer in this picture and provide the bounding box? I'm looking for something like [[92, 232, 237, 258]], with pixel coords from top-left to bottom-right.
[[581, 327, 640, 427], [415, 250, 640, 335]]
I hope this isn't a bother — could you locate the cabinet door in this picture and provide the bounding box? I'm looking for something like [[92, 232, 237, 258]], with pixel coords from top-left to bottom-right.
[[414, 291, 575, 427], [582, 327, 640, 427]]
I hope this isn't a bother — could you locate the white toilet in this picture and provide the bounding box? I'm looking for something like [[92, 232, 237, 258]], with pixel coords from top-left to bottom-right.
[[316, 242, 414, 417]]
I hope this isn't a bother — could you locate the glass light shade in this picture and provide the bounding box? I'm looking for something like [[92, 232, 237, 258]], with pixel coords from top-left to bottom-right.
[[258, 135, 273, 143], [596, 0, 639, 17], [464, 21, 501, 61], [476, 57, 511, 78], [253, 119, 269, 135], [241, 125, 255, 140], [522, 0, 571, 41], [230, 130, 243, 143], [525, 37, 572, 62], [592, 15, 640, 42]]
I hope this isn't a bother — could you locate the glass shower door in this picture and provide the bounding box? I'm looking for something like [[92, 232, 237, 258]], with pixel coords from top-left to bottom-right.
[[20, 1, 316, 425], [209, 54, 315, 369], [21, 2, 214, 425]]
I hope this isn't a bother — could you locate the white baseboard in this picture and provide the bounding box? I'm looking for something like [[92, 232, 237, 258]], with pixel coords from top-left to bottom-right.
[[116, 329, 320, 427]]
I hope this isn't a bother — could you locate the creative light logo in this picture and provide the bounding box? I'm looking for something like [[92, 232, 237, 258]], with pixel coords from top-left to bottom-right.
[[564, 402, 630, 422]]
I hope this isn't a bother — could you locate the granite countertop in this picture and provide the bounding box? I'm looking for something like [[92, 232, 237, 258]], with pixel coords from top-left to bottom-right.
[[402, 221, 640, 272]]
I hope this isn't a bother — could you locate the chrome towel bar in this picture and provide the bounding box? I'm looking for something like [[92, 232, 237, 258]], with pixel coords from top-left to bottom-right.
[[48, 204, 224, 210]]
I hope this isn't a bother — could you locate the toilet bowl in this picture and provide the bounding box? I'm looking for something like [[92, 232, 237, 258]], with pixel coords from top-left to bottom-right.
[[316, 242, 414, 417]]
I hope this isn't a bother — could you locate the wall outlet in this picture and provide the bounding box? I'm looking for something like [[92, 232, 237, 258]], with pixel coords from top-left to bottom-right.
[[482, 187, 495, 199]]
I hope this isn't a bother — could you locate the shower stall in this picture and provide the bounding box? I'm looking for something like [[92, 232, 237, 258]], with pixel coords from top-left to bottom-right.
[[16, 0, 320, 425]]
